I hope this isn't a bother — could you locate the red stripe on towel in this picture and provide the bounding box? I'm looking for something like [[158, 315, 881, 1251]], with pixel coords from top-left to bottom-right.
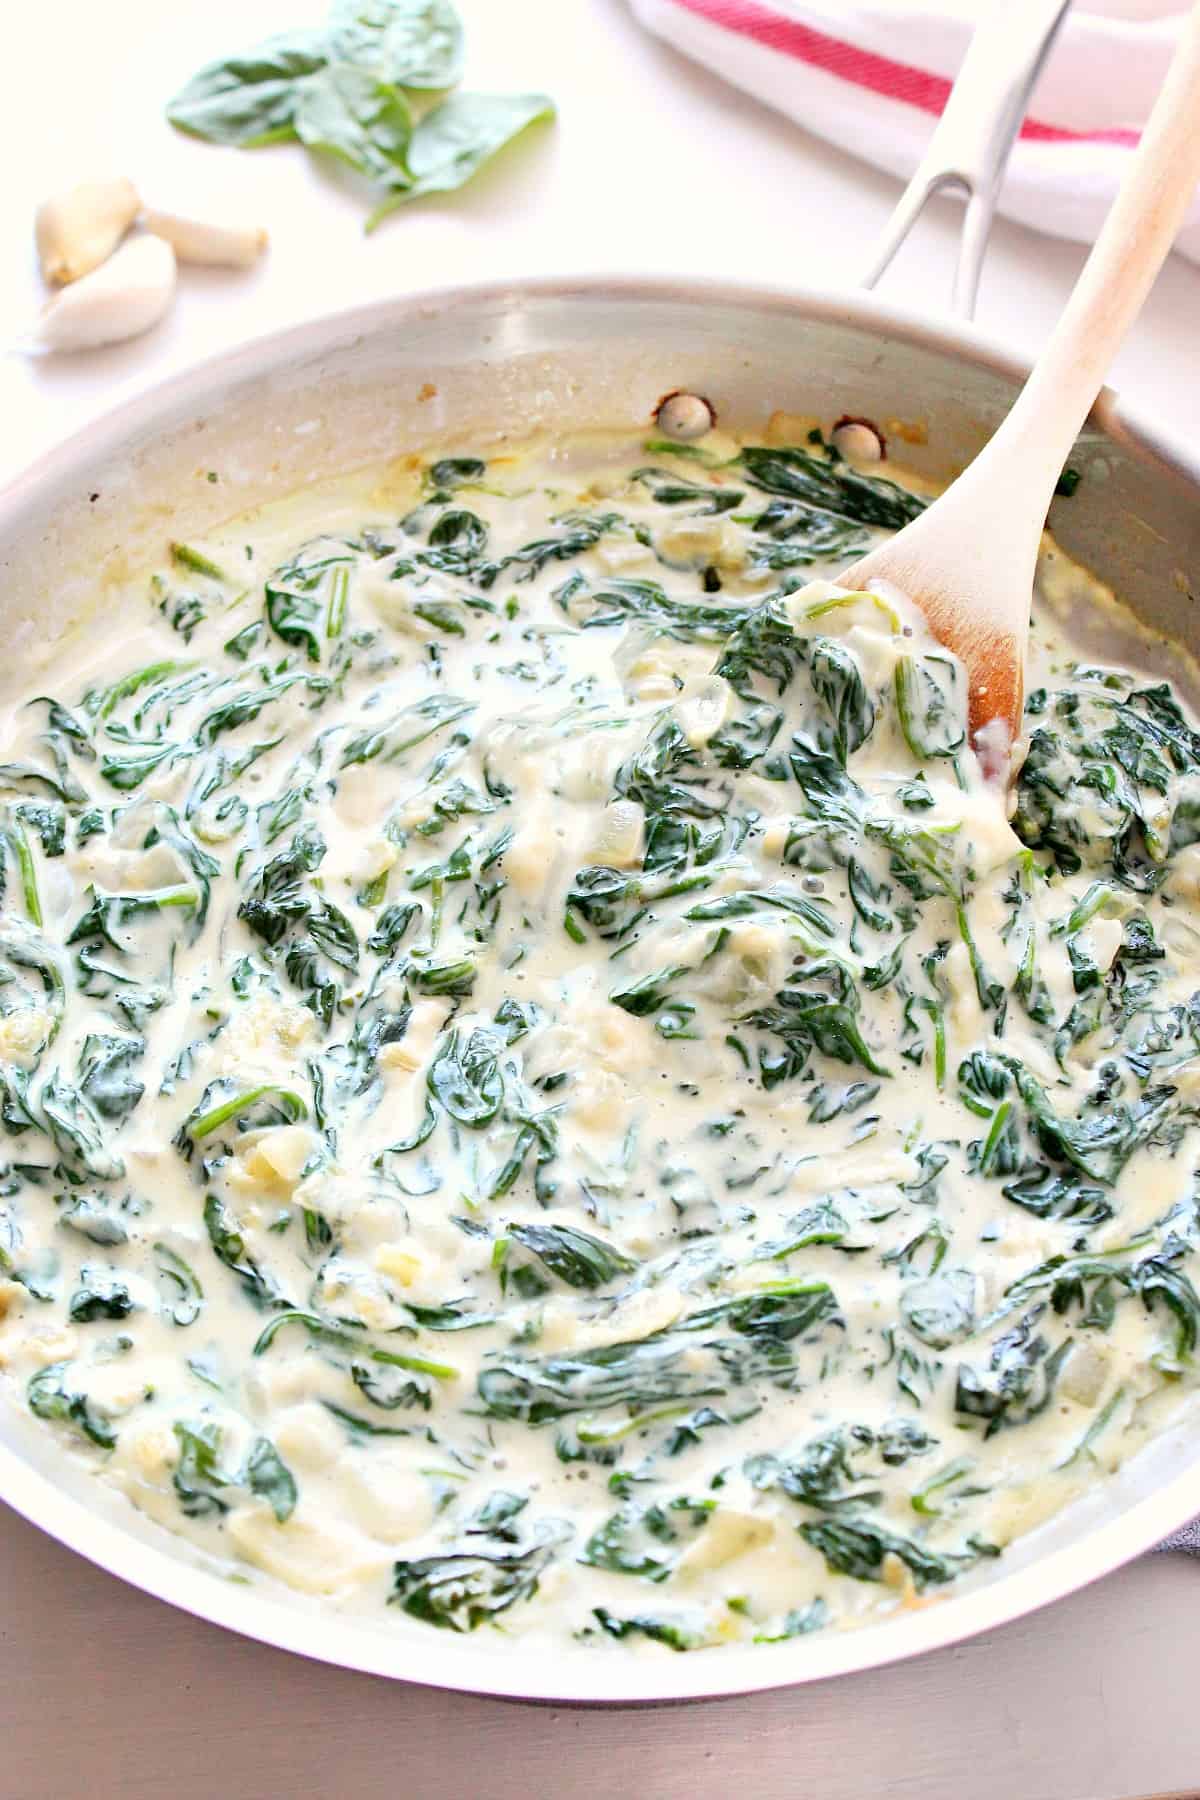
[[667, 0, 1140, 146]]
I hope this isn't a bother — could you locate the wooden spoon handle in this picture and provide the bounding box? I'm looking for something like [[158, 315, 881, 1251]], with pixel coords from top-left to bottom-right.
[[849, 3, 1200, 753], [984, 0, 1200, 510]]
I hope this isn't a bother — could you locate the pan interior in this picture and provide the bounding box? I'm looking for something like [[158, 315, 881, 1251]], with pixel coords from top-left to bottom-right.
[[0, 279, 1198, 1701]]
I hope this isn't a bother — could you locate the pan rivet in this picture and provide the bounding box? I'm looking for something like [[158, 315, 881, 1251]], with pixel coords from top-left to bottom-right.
[[832, 418, 884, 462], [655, 392, 714, 441]]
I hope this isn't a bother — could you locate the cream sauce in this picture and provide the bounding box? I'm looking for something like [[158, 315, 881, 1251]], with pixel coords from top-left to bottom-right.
[[0, 428, 1198, 1654]]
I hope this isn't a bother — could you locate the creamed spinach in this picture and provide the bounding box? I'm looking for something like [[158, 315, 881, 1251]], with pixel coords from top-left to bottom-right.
[[1, 425, 1199, 1653]]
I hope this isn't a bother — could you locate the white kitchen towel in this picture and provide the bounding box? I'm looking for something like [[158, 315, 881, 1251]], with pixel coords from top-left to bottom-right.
[[628, 0, 1200, 261]]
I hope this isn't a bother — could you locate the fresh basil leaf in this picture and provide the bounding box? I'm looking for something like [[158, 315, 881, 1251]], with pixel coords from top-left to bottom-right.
[[366, 91, 555, 227], [166, 31, 329, 147], [327, 0, 465, 90], [294, 62, 413, 182]]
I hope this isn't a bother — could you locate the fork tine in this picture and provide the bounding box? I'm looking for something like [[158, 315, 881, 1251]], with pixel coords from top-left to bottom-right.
[[860, 0, 1074, 318]]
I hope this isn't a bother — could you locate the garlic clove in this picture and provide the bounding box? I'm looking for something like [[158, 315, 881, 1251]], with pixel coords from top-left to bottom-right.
[[34, 177, 141, 287], [27, 235, 177, 354], [142, 207, 268, 269]]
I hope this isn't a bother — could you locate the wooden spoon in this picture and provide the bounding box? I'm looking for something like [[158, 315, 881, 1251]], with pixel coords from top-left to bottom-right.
[[846, 2, 1200, 778]]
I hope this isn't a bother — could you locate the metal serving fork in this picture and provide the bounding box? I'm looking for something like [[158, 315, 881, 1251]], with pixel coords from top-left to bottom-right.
[[861, 0, 1075, 318]]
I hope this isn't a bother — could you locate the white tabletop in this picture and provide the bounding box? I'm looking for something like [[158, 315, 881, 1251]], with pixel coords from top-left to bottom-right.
[[2, 2, 1200, 1794]]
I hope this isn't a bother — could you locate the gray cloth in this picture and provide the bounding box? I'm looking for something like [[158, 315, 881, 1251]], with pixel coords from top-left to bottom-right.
[[1158, 1520, 1200, 1555]]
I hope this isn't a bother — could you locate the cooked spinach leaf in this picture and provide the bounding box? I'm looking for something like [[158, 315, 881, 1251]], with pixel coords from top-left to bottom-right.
[[390, 1526, 567, 1630]]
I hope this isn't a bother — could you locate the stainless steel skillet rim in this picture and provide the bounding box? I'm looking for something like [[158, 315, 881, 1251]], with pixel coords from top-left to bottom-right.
[[0, 271, 1197, 1706]]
